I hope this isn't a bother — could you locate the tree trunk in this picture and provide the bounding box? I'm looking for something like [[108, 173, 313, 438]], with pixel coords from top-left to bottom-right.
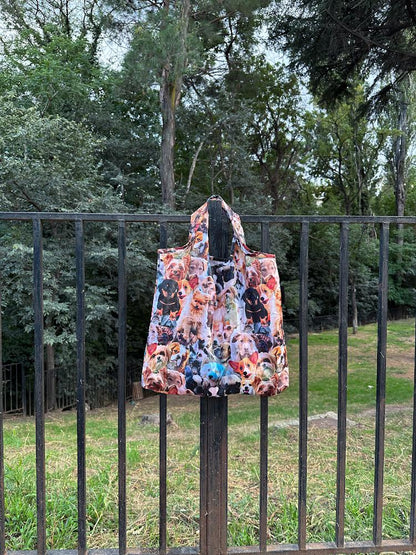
[[393, 93, 407, 248], [351, 273, 358, 335], [160, 79, 176, 209], [159, 0, 191, 209]]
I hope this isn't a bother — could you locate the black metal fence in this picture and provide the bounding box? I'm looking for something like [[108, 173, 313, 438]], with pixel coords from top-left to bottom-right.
[[1, 363, 127, 415], [0, 206, 416, 555]]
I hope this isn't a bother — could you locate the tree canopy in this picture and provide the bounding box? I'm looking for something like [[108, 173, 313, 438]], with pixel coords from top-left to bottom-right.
[[270, 0, 416, 106]]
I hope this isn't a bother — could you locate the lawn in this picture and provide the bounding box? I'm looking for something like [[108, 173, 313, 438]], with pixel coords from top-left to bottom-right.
[[2, 318, 415, 551]]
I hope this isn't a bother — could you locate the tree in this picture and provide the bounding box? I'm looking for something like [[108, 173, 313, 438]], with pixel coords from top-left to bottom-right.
[[305, 84, 387, 215], [0, 98, 128, 408], [270, 0, 416, 106], [121, 0, 274, 208]]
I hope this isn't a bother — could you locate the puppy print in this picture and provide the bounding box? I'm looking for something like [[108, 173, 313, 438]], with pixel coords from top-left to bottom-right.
[[222, 322, 235, 343], [154, 325, 174, 345], [161, 253, 190, 282], [200, 275, 216, 326], [193, 230, 208, 258], [212, 262, 234, 289], [229, 352, 258, 378], [230, 332, 257, 360], [200, 275, 216, 300], [246, 265, 261, 288], [189, 257, 207, 277], [142, 343, 169, 392], [276, 369, 289, 392], [255, 352, 276, 381], [213, 342, 231, 364], [220, 372, 241, 395], [175, 289, 211, 344], [252, 374, 279, 396], [147, 322, 159, 345], [254, 333, 274, 353], [256, 284, 273, 315], [271, 344, 287, 369], [200, 361, 226, 382], [259, 257, 279, 291], [167, 369, 188, 394], [157, 279, 180, 317], [142, 365, 167, 392], [242, 287, 268, 327], [146, 343, 170, 372], [167, 342, 189, 373], [240, 375, 255, 395], [187, 257, 208, 289], [177, 279, 192, 309]]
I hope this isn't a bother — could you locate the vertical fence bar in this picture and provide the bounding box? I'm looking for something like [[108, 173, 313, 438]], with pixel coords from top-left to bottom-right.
[[298, 221, 309, 551], [336, 223, 349, 547], [118, 221, 127, 555], [0, 288, 5, 555], [200, 198, 228, 555], [33, 218, 46, 555], [373, 222, 389, 546], [410, 305, 416, 543], [75, 220, 87, 555], [159, 221, 168, 555], [259, 222, 270, 552]]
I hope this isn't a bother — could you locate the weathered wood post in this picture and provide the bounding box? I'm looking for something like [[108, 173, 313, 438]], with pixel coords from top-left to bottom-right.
[[199, 197, 229, 555]]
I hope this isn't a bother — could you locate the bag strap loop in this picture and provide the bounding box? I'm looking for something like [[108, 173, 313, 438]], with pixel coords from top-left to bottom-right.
[[188, 196, 247, 258]]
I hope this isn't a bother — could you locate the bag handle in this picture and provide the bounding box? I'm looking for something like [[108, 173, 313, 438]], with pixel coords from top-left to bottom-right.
[[188, 195, 247, 258]]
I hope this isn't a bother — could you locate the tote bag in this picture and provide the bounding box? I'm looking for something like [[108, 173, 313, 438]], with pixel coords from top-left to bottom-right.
[[141, 196, 289, 397]]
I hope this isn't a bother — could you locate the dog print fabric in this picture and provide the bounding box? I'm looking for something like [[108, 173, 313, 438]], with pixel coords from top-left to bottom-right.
[[142, 196, 289, 397]]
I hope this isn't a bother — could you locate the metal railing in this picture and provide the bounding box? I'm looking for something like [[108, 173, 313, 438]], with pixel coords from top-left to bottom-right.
[[0, 208, 416, 555]]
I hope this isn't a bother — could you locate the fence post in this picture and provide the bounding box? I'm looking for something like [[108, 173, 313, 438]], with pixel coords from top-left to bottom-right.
[[199, 198, 229, 555]]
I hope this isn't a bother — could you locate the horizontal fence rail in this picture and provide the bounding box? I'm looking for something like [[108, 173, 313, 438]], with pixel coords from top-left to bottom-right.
[[0, 211, 415, 555]]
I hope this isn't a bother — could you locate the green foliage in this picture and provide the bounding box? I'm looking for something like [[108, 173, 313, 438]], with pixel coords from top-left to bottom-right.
[[270, 0, 416, 106]]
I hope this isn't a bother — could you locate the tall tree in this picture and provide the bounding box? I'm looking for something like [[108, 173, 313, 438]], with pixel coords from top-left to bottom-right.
[[122, 0, 273, 208], [305, 84, 387, 215], [270, 0, 416, 106]]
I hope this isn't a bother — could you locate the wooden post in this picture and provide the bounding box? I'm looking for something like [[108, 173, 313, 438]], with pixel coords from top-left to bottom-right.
[[199, 197, 229, 555]]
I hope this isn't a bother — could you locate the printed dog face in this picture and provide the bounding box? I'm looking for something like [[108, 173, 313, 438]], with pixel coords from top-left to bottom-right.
[[142, 366, 167, 392], [158, 278, 178, 298], [167, 369, 186, 390], [256, 352, 276, 380], [231, 332, 257, 360], [189, 257, 207, 277], [177, 279, 192, 304], [240, 376, 255, 395], [252, 375, 278, 396], [200, 276, 216, 299], [271, 344, 286, 367], [229, 352, 258, 378], [257, 284, 273, 311], [246, 266, 260, 287], [223, 323, 234, 342], [146, 344, 170, 371], [164, 258, 188, 281], [189, 289, 211, 316], [277, 369, 289, 391], [157, 279, 180, 315], [213, 342, 231, 363], [260, 258, 277, 279]]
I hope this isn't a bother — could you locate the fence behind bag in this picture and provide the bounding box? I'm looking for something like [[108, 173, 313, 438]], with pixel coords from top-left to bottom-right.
[[0, 211, 416, 555]]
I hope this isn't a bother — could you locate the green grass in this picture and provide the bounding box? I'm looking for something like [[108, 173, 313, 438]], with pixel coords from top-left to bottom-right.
[[2, 318, 415, 551]]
